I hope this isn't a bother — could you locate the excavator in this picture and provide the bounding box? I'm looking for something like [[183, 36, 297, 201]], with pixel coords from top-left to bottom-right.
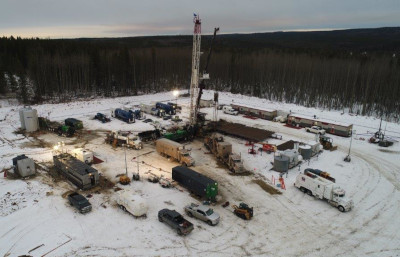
[[232, 203, 253, 220]]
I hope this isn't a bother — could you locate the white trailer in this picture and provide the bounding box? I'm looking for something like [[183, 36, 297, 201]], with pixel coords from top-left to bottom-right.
[[116, 191, 148, 217], [294, 171, 353, 212]]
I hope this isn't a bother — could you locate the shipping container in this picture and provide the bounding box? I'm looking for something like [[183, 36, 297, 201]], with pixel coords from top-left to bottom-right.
[[172, 166, 218, 200]]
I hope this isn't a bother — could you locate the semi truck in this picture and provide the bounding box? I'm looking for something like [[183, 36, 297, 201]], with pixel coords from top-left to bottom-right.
[[172, 166, 218, 200], [204, 136, 245, 173], [294, 170, 353, 212], [156, 102, 176, 115], [105, 131, 143, 150], [111, 108, 135, 123], [138, 129, 161, 142], [156, 138, 194, 166], [163, 129, 190, 142]]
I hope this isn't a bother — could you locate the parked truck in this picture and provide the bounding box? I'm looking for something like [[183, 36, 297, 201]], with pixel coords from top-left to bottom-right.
[[111, 108, 135, 123], [204, 136, 245, 173], [156, 102, 176, 115], [156, 138, 194, 166], [138, 129, 161, 142], [172, 166, 218, 200], [68, 192, 92, 214], [105, 131, 143, 149], [294, 170, 353, 212], [158, 209, 194, 235], [222, 105, 239, 115], [163, 129, 190, 142]]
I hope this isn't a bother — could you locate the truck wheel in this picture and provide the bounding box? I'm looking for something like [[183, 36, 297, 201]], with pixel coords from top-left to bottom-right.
[[207, 220, 213, 226], [300, 187, 306, 193], [177, 229, 182, 235], [187, 211, 193, 217], [119, 205, 126, 212], [306, 190, 313, 196], [158, 216, 163, 222], [338, 206, 345, 212]]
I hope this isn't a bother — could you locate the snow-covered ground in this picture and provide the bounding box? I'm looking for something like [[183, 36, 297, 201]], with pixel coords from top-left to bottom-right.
[[0, 90, 399, 257]]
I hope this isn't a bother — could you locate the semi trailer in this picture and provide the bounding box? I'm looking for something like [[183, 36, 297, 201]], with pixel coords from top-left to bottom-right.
[[156, 138, 194, 166], [172, 166, 218, 200]]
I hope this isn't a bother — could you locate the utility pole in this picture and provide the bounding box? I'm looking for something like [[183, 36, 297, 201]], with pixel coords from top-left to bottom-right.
[[344, 130, 355, 162]]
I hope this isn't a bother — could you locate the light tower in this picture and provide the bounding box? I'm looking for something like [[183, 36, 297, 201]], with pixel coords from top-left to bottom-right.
[[189, 14, 202, 126]]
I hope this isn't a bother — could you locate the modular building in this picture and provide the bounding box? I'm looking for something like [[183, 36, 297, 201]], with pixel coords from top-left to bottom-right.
[[230, 103, 277, 120], [53, 153, 99, 190], [287, 114, 353, 137], [172, 166, 218, 200]]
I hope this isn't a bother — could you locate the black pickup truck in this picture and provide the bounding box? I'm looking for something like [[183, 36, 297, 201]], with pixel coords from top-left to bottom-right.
[[158, 209, 194, 235], [68, 192, 92, 214]]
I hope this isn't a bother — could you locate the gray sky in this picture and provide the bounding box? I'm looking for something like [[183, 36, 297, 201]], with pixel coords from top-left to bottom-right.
[[0, 0, 399, 38]]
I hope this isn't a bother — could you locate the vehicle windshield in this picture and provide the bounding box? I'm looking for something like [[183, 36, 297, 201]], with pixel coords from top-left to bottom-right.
[[233, 159, 241, 163], [206, 209, 214, 216], [182, 153, 189, 157], [334, 193, 345, 198], [175, 216, 184, 223]]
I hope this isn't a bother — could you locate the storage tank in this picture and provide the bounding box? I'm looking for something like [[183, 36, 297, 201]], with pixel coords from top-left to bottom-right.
[[23, 109, 39, 132], [273, 155, 289, 172], [19, 107, 32, 130], [299, 145, 312, 160]]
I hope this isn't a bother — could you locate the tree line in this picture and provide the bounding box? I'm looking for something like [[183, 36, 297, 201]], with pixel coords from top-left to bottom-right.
[[0, 28, 399, 119]]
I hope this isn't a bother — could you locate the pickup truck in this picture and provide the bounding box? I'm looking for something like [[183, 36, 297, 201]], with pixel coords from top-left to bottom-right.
[[185, 203, 220, 226], [158, 209, 194, 235], [222, 106, 239, 115], [68, 192, 92, 213], [306, 126, 326, 135], [94, 113, 111, 123]]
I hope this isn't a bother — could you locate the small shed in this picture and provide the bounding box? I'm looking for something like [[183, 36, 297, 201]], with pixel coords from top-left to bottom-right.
[[12, 155, 36, 177]]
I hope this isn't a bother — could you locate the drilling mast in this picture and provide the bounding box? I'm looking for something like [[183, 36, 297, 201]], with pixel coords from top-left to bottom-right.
[[189, 14, 202, 126]]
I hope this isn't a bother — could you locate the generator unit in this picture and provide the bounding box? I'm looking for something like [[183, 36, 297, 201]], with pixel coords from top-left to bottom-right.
[[65, 118, 83, 130], [53, 153, 99, 190], [12, 155, 36, 177]]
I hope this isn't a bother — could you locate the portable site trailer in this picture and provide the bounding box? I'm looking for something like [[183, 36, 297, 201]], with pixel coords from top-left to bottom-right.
[[12, 155, 36, 177], [287, 114, 353, 137], [230, 103, 277, 120], [53, 153, 99, 190]]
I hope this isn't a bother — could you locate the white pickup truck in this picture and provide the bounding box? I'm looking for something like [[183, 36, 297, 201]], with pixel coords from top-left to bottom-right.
[[222, 106, 239, 115], [306, 126, 326, 135]]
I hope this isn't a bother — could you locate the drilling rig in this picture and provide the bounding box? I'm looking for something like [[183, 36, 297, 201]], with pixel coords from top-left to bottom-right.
[[189, 14, 219, 130]]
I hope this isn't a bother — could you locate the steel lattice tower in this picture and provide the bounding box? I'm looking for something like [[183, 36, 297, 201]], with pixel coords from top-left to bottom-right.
[[189, 14, 202, 126]]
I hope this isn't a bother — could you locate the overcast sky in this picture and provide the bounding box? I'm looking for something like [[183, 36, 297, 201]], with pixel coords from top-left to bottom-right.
[[0, 0, 399, 38]]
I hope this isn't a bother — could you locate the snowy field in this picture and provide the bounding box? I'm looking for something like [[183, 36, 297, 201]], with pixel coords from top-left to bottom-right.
[[1, 90, 399, 257]]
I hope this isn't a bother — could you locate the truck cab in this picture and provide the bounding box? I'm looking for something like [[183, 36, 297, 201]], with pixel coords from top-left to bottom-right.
[[222, 106, 239, 115], [328, 187, 354, 212], [178, 149, 195, 167], [228, 154, 244, 173]]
